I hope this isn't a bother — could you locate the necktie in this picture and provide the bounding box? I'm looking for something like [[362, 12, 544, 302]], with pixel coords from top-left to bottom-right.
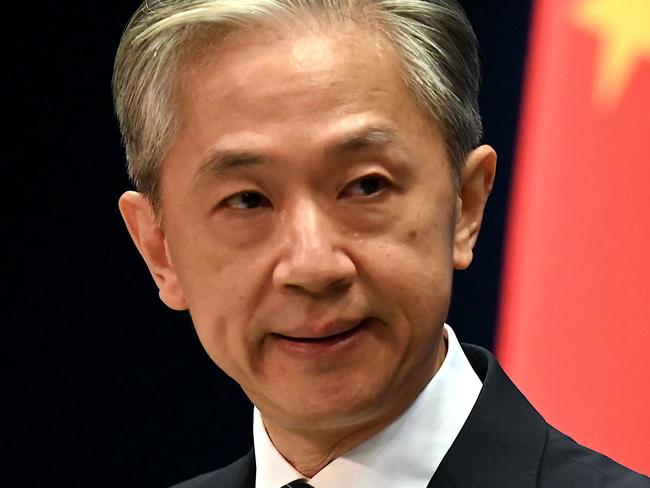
[[282, 481, 315, 488]]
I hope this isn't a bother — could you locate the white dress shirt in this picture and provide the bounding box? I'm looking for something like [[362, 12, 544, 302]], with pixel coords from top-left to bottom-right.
[[253, 324, 482, 488]]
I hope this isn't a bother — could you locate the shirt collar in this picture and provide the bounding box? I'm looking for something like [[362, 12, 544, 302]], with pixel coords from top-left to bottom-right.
[[253, 324, 482, 488]]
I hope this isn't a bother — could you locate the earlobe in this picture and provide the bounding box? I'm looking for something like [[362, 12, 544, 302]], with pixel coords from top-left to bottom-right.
[[453, 145, 497, 270], [118, 191, 188, 310]]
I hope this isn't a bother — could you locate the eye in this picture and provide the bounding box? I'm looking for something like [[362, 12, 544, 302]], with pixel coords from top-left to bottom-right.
[[340, 174, 389, 198], [221, 191, 271, 210]]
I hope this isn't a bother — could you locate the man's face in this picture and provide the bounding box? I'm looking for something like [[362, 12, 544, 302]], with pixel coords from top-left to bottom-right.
[[143, 25, 484, 432]]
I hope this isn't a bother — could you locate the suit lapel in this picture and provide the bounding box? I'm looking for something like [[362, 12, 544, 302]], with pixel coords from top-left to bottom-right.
[[221, 450, 256, 488], [427, 467, 457, 488], [428, 344, 548, 488]]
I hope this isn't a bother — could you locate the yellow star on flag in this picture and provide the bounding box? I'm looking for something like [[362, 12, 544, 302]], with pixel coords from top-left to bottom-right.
[[573, 0, 650, 106]]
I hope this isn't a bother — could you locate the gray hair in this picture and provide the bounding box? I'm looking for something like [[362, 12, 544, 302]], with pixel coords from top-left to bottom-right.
[[113, 0, 482, 211]]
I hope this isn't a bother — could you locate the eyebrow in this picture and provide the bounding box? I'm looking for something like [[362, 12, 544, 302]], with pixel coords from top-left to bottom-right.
[[327, 127, 401, 155], [194, 151, 265, 181], [193, 126, 402, 182]]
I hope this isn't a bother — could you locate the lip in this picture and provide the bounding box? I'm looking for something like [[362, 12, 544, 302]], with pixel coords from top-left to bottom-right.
[[271, 317, 372, 358]]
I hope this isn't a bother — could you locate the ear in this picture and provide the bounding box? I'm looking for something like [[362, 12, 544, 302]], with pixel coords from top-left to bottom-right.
[[453, 145, 497, 270], [118, 191, 188, 310]]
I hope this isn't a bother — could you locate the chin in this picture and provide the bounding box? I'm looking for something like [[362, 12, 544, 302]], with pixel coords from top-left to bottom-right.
[[273, 382, 395, 432]]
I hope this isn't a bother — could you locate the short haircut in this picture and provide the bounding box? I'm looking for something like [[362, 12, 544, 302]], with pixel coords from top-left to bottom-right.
[[113, 0, 482, 213]]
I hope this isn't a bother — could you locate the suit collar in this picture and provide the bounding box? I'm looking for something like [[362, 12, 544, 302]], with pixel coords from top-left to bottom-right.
[[223, 450, 256, 488], [429, 344, 548, 488]]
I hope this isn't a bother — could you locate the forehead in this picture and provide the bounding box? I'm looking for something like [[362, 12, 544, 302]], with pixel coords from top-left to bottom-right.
[[175, 22, 428, 128], [161, 21, 446, 194]]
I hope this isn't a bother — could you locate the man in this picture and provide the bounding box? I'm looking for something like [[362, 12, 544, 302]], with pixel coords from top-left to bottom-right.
[[113, 1, 648, 487]]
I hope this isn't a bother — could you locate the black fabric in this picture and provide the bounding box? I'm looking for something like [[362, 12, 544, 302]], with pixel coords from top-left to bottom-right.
[[282, 481, 315, 488], [428, 344, 546, 487], [170, 344, 649, 488], [429, 344, 649, 487], [169, 451, 255, 488]]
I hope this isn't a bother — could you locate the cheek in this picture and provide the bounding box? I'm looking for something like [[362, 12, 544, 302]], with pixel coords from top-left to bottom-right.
[[358, 206, 455, 316], [384, 207, 456, 276], [189, 292, 260, 383], [170, 243, 267, 371]]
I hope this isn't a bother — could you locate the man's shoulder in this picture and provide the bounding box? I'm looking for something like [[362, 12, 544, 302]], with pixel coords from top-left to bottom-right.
[[169, 450, 255, 488], [539, 426, 649, 487], [455, 343, 648, 487]]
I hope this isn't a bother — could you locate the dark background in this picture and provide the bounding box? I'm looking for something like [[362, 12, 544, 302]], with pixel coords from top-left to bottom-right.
[[7, 1, 532, 486]]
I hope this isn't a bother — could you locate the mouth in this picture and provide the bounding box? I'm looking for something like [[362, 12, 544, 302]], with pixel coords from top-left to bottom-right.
[[277, 323, 360, 343], [272, 318, 373, 356]]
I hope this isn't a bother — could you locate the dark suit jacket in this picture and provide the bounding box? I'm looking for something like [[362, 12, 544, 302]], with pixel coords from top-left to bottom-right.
[[171, 344, 649, 487]]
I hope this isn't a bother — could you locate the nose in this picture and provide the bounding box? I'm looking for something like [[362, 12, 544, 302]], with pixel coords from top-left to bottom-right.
[[273, 200, 356, 296]]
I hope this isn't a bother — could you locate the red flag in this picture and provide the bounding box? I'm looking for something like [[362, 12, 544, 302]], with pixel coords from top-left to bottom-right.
[[498, 0, 650, 475]]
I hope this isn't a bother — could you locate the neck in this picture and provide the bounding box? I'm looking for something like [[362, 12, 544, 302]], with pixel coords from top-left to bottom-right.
[[263, 336, 448, 478]]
